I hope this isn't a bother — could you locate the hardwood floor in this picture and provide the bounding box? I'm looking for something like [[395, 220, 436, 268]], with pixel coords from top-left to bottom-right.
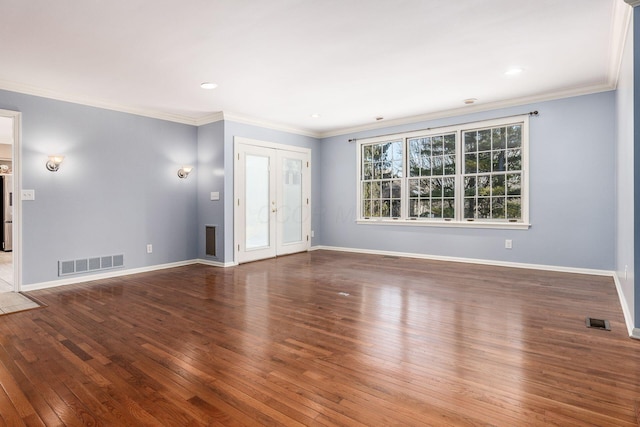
[[1, 250, 639, 426]]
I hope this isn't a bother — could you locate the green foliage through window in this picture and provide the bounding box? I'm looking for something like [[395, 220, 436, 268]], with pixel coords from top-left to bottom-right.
[[359, 118, 526, 224]]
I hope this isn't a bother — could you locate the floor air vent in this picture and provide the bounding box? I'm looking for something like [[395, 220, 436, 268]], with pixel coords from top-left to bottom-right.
[[585, 317, 611, 331], [58, 254, 124, 277]]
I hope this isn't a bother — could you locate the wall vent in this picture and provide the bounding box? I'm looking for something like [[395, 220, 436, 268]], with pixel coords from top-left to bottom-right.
[[206, 225, 217, 257], [59, 254, 124, 277]]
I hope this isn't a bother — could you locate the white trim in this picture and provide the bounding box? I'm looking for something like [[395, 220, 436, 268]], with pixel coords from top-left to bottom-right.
[[194, 112, 225, 126], [0, 80, 317, 137], [22, 258, 239, 291], [221, 112, 318, 138], [608, 0, 633, 88], [624, 0, 640, 7], [319, 84, 614, 139], [196, 258, 237, 268], [310, 245, 614, 276], [22, 260, 199, 291], [311, 245, 640, 338], [12, 112, 21, 292], [0, 79, 620, 141], [22, 246, 640, 340], [309, 245, 613, 276], [357, 116, 529, 226], [0, 109, 21, 292], [356, 219, 531, 229], [233, 137, 312, 264], [612, 273, 635, 337], [0, 81, 317, 137], [0, 80, 201, 125], [234, 136, 312, 153]]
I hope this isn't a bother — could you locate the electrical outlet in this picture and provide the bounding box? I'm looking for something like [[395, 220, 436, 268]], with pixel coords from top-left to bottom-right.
[[505, 239, 512, 249], [625, 265, 628, 280], [311, 230, 315, 238], [146, 244, 153, 254], [21, 189, 35, 200]]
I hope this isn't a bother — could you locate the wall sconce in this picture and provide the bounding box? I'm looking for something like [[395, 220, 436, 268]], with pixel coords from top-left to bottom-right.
[[46, 155, 64, 172], [177, 166, 193, 179]]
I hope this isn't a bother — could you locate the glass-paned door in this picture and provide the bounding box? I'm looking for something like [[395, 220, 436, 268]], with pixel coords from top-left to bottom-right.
[[235, 141, 310, 264], [276, 151, 309, 256]]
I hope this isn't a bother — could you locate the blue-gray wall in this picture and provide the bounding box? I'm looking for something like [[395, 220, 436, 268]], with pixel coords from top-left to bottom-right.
[[0, 90, 198, 285], [196, 120, 225, 262], [616, 6, 635, 329], [320, 92, 616, 270], [0, 83, 624, 286]]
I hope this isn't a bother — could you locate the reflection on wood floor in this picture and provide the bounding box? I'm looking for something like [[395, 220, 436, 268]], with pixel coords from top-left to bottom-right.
[[0, 250, 638, 426]]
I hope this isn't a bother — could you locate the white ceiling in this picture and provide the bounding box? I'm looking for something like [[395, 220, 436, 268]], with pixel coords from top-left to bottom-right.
[[0, 0, 630, 137]]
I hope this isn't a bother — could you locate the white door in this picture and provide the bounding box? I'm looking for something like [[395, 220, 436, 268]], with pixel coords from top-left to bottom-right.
[[235, 139, 311, 264], [276, 150, 309, 256]]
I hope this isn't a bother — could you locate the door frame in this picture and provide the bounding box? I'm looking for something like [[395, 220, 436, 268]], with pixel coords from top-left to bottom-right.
[[233, 136, 311, 264], [0, 109, 21, 292]]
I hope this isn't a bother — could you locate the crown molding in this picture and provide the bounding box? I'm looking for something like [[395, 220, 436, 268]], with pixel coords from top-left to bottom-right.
[[0, 75, 621, 141], [608, 0, 633, 88], [0, 79, 199, 125], [194, 112, 225, 126], [624, 0, 640, 6], [318, 83, 615, 139], [220, 111, 321, 138], [0, 77, 618, 140], [0, 80, 321, 137]]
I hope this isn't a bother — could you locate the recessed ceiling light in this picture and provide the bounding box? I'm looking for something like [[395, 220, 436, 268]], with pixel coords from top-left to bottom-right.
[[200, 82, 218, 90], [504, 67, 523, 76], [310, 113, 320, 118], [463, 98, 477, 105]]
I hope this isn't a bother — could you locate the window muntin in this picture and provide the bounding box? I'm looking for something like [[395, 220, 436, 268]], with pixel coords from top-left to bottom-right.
[[357, 117, 528, 227], [407, 133, 456, 219], [462, 124, 523, 221], [361, 140, 403, 218]]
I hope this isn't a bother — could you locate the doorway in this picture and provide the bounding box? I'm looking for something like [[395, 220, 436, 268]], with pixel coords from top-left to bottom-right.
[[234, 137, 311, 264], [0, 111, 19, 293]]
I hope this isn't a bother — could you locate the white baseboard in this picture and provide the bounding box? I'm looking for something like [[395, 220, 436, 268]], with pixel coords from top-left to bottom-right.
[[21, 246, 639, 340], [612, 273, 635, 337], [196, 258, 237, 268], [311, 245, 640, 338], [21, 258, 237, 292], [311, 245, 614, 276], [21, 260, 199, 291]]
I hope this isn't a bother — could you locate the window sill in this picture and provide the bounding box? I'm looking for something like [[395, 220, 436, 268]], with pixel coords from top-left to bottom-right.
[[356, 219, 531, 230]]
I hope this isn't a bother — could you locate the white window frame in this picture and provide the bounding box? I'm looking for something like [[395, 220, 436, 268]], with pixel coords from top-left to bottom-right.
[[356, 115, 530, 229]]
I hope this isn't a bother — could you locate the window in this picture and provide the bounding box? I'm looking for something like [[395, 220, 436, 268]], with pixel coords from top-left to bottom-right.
[[407, 133, 456, 219], [361, 140, 403, 218], [357, 116, 529, 228], [462, 124, 523, 221]]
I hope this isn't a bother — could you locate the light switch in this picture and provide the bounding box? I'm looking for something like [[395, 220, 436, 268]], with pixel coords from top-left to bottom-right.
[[210, 191, 220, 201], [21, 189, 35, 200]]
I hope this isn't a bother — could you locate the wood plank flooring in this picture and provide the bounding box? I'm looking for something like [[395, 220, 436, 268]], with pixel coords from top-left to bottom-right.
[[1, 250, 639, 426]]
